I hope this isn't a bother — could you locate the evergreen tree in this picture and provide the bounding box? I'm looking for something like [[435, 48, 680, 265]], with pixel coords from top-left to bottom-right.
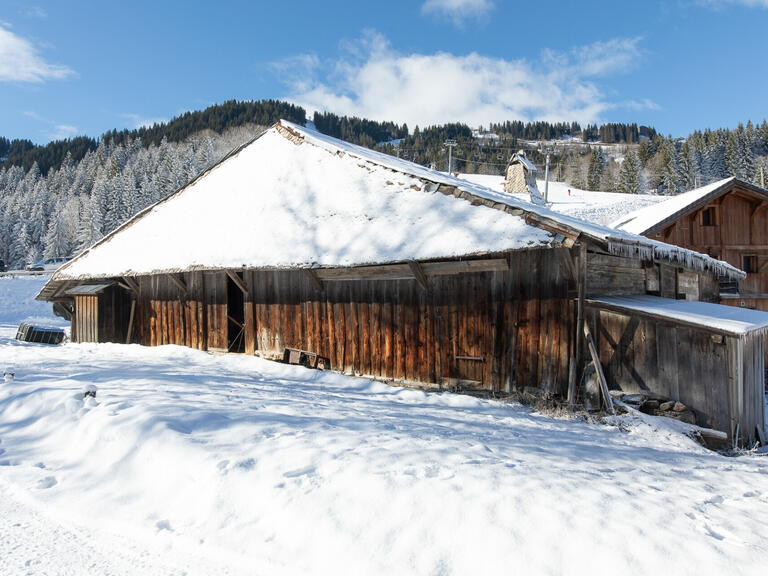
[[587, 148, 605, 190], [617, 151, 642, 194]]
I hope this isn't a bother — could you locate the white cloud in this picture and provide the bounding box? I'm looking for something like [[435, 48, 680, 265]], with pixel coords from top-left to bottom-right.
[[277, 34, 652, 129], [50, 124, 78, 140], [0, 24, 74, 83], [23, 7, 48, 19], [422, 0, 495, 25], [695, 0, 768, 7], [121, 113, 168, 130]]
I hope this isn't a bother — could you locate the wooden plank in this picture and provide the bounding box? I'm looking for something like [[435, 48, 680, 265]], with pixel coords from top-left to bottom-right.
[[167, 273, 187, 295], [569, 243, 586, 406], [408, 261, 429, 292], [226, 270, 248, 296], [584, 323, 615, 415], [304, 268, 324, 292], [314, 258, 509, 281], [122, 276, 140, 295], [422, 259, 509, 276], [125, 299, 136, 344]]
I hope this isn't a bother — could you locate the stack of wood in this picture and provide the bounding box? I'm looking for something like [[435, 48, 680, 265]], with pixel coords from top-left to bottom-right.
[[609, 391, 696, 424]]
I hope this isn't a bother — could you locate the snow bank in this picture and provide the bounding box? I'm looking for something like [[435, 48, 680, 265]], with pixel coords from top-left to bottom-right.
[[1, 272, 767, 575], [0, 275, 65, 332]]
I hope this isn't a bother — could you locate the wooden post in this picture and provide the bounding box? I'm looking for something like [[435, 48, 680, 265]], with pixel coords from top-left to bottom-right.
[[583, 324, 615, 415], [568, 242, 586, 407], [125, 299, 136, 344]]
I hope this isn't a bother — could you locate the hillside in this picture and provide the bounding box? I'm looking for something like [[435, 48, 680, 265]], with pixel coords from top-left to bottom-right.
[[2, 100, 768, 270]]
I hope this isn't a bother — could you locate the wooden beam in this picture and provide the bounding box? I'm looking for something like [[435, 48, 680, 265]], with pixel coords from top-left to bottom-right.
[[408, 260, 429, 291], [51, 281, 72, 300], [561, 248, 577, 283], [122, 276, 139, 295], [125, 299, 136, 345], [167, 273, 187, 295], [569, 242, 587, 408], [316, 263, 411, 281], [421, 258, 509, 276], [304, 268, 324, 291], [524, 214, 580, 246], [226, 270, 248, 296], [315, 258, 510, 282], [583, 323, 615, 415]]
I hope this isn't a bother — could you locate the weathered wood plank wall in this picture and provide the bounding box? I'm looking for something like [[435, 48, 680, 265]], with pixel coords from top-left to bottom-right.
[[125, 248, 575, 394], [649, 185, 768, 309], [586, 305, 761, 441]]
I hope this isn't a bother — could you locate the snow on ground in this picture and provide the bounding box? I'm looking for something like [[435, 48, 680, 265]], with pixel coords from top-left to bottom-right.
[[1, 276, 768, 575], [459, 174, 665, 227]]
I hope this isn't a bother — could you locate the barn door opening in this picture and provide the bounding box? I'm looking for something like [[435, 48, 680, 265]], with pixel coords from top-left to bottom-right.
[[226, 273, 245, 353]]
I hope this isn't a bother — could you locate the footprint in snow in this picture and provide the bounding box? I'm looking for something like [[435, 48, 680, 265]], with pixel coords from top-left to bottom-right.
[[37, 476, 57, 489], [704, 524, 725, 541], [235, 458, 256, 471], [155, 519, 173, 532], [283, 465, 315, 478]]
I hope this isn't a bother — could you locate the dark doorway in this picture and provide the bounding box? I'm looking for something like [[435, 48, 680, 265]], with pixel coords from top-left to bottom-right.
[[226, 274, 245, 353]]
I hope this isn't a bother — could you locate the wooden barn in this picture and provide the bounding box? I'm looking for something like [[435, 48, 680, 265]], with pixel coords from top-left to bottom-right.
[[38, 121, 764, 445], [612, 177, 768, 312]]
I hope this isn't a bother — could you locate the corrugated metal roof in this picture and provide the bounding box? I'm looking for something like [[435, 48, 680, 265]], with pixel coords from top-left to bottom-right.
[[64, 282, 114, 295]]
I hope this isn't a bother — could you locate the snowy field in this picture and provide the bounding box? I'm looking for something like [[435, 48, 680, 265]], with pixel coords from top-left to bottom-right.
[[1, 276, 767, 575]]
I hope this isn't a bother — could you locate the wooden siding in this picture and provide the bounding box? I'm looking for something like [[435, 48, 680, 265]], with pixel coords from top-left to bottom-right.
[[125, 249, 576, 394], [73, 287, 133, 344], [587, 306, 765, 444], [647, 183, 768, 309], [73, 294, 98, 343], [244, 249, 573, 393]]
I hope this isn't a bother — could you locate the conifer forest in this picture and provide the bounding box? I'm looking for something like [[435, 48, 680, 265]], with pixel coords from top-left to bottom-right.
[[2, 99, 767, 269]]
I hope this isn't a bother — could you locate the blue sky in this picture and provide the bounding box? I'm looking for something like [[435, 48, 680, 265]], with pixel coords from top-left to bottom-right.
[[1, 0, 767, 144]]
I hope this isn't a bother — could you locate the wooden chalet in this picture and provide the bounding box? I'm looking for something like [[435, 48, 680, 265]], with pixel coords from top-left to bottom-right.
[[613, 177, 768, 312], [38, 122, 764, 445]]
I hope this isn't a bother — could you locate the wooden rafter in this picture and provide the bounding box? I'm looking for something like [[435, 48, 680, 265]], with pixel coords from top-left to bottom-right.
[[304, 268, 324, 291], [226, 270, 248, 296], [408, 260, 429, 291], [122, 276, 140, 294], [167, 273, 187, 295]]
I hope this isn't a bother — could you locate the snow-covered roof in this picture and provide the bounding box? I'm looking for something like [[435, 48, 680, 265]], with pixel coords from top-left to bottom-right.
[[510, 151, 537, 173], [459, 175, 665, 227], [588, 294, 768, 336], [610, 177, 768, 235], [41, 121, 744, 293]]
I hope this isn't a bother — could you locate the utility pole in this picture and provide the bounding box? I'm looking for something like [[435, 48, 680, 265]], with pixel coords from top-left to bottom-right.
[[544, 153, 551, 203], [443, 140, 457, 174]]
